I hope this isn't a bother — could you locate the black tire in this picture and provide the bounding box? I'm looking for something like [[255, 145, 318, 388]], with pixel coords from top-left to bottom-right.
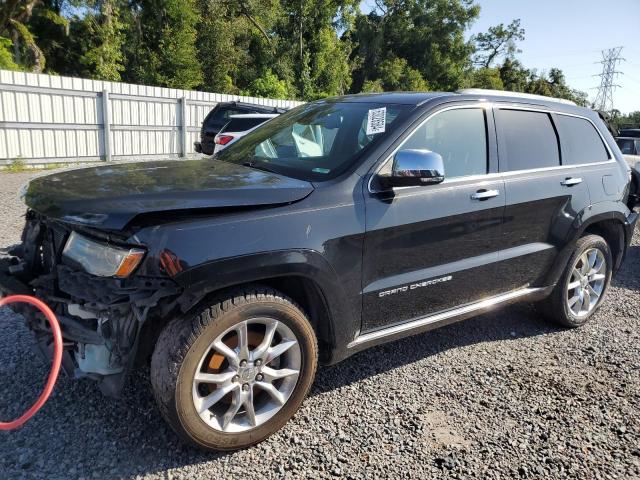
[[150, 287, 318, 451], [537, 234, 612, 328]]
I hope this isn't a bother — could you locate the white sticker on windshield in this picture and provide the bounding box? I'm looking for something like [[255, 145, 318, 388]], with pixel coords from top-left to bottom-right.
[[366, 107, 387, 135]]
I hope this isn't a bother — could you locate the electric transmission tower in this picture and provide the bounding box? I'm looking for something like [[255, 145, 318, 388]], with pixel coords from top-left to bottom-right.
[[593, 47, 624, 113]]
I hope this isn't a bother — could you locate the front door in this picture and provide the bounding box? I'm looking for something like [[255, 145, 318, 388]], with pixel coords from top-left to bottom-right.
[[361, 105, 506, 332]]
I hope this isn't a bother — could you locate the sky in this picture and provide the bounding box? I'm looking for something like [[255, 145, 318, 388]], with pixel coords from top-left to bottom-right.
[[361, 0, 640, 113]]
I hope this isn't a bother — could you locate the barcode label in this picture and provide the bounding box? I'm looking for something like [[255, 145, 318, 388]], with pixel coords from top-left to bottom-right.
[[366, 107, 387, 135]]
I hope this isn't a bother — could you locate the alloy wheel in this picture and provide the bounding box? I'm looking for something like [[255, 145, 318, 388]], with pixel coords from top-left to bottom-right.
[[192, 318, 301, 433], [566, 247, 606, 318]]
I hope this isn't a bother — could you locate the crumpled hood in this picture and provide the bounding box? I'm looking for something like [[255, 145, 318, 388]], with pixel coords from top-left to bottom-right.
[[23, 160, 314, 230]]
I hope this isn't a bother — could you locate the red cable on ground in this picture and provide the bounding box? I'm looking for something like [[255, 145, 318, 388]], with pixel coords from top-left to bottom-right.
[[0, 295, 63, 431]]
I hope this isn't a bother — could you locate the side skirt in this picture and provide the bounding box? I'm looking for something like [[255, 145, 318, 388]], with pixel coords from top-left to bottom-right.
[[346, 286, 553, 351]]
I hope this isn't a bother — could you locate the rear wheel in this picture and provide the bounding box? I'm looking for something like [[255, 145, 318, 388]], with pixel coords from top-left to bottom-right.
[[151, 287, 317, 451], [537, 234, 612, 327]]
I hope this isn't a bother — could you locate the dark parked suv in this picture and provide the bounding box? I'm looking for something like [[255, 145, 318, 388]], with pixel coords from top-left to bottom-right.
[[195, 101, 287, 155], [1, 90, 637, 451]]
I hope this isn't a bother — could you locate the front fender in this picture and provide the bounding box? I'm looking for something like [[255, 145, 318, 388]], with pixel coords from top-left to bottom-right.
[[173, 249, 359, 361]]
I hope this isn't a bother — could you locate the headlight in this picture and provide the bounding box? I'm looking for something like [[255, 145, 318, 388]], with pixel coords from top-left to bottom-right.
[[62, 231, 145, 278]]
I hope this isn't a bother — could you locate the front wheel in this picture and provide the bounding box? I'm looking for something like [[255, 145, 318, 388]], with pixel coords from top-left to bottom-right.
[[151, 288, 318, 451], [537, 234, 612, 327]]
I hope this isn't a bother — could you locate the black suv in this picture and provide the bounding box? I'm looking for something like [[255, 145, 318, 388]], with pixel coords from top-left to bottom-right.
[[1, 91, 637, 451], [195, 101, 287, 155]]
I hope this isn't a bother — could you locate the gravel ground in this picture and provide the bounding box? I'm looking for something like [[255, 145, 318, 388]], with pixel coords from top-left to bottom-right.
[[1, 170, 639, 479]]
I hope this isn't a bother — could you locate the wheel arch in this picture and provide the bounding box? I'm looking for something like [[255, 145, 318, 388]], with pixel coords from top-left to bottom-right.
[[540, 208, 630, 289], [581, 218, 626, 271], [139, 250, 357, 366]]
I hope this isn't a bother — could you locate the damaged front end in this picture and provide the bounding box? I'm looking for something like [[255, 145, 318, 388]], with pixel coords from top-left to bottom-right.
[[0, 211, 182, 397]]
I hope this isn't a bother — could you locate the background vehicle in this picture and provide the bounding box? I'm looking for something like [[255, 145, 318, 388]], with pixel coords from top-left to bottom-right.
[[0, 91, 636, 452], [618, 137, 640, 205], [619, 128, 640, 138], [617, 137, 640, 156], [213, 114, 278, 155], [195, 102, 287, 155]]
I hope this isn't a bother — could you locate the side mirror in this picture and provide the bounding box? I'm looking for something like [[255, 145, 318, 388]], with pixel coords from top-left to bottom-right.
[[379, 149, 445, 188]]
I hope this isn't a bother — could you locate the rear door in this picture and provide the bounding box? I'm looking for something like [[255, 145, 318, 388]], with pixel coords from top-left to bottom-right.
[[361, 104, 505, 332], [493, 107, 596, 290]]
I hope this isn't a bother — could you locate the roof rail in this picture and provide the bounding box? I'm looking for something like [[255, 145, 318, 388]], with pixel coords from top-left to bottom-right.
[[457, 89, 577, 106]]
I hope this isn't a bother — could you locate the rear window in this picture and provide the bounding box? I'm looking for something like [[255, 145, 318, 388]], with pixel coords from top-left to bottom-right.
[[497, 110, 560, 171], [222, 117, 271, 132], [204, 107, 246, 129], [554, 115, 609, 164], [617, 138, 637, 155], [620, 129, 640, 138]]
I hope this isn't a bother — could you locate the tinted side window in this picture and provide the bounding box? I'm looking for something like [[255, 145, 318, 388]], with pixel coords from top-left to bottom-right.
[[224, 117, 269, 132], [616, 138, 634, 155], [205, 107, 245, 128], [554, 115, 609, 164], [497, 110, 559, 171], [401, 108, 488, 178]]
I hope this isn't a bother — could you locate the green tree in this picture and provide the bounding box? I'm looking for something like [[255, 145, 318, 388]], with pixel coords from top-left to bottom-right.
[[123, 0, 203, 89], [469, 67, 504, 90], [374, 57, 429, 91], [498, 58, 530, 92], [473, 19, 525, 68], [615, 111, 640, 129], [350, 0, 479, 93], [278, 0, 357, 100], [0, 36, 20, 69], [195, 0, 288, 95], [242, 68, 289, 98], [0, 0, 59, 71], [80, 0, 125, 81]]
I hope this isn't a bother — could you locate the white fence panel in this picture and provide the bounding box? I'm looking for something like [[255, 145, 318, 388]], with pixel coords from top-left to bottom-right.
[[0, 69, 302, 165]]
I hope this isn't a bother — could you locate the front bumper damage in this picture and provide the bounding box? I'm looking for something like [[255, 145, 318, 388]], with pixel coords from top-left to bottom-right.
[[0, 213, 182, 397]]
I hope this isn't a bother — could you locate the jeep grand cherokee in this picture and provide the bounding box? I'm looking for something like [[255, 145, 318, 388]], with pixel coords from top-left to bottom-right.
[[1, 90, 637, 451]]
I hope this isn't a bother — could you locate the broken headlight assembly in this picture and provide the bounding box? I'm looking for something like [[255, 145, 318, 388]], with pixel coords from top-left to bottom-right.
[[62, 231, 145, 278]]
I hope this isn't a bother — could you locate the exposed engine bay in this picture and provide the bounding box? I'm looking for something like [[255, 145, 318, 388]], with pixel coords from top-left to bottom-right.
[[0, 211, 182, 397]]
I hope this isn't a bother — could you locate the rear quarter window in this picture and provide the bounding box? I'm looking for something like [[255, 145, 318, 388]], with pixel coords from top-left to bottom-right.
[[223, 117, 270, 132], [496, 109, 560, 171], [554, 114, 610, 164], [204, 107, 246, 129]]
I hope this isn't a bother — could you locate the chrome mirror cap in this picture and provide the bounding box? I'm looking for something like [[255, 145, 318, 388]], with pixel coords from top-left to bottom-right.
[[379, 149, 445, 188]]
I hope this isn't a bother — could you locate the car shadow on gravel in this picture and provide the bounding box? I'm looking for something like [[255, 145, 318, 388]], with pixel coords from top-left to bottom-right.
[[311, 303, 563, 397]]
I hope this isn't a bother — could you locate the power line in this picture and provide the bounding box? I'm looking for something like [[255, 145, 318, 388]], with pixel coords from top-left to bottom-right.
[[593, 47, 625, 112]]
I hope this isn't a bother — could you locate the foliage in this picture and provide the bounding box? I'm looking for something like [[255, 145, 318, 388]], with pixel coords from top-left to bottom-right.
[[6, 157, 27, 172], [374, 57, 429, 92], [122, 0, 203, 89], [0, 0, 593, 108], [469, 67, 504, 90], [0, 36, 20, 70], [611, 110, 640, 130], [242, 69, 289, 99], [80, 0, 125, 81], [473, 19, 524, 68], [349, 0, 479, 93]]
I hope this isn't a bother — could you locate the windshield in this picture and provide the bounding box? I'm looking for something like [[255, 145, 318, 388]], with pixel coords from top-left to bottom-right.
[[215, 101, 411, 181]]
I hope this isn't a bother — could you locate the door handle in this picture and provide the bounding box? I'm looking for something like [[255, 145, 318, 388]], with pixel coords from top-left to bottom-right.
[[561, 177, 583, 186], [470, 189, 500, 200]]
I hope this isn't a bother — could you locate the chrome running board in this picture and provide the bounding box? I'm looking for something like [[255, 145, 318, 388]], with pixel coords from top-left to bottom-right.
[[348, 287, 545, 349]]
